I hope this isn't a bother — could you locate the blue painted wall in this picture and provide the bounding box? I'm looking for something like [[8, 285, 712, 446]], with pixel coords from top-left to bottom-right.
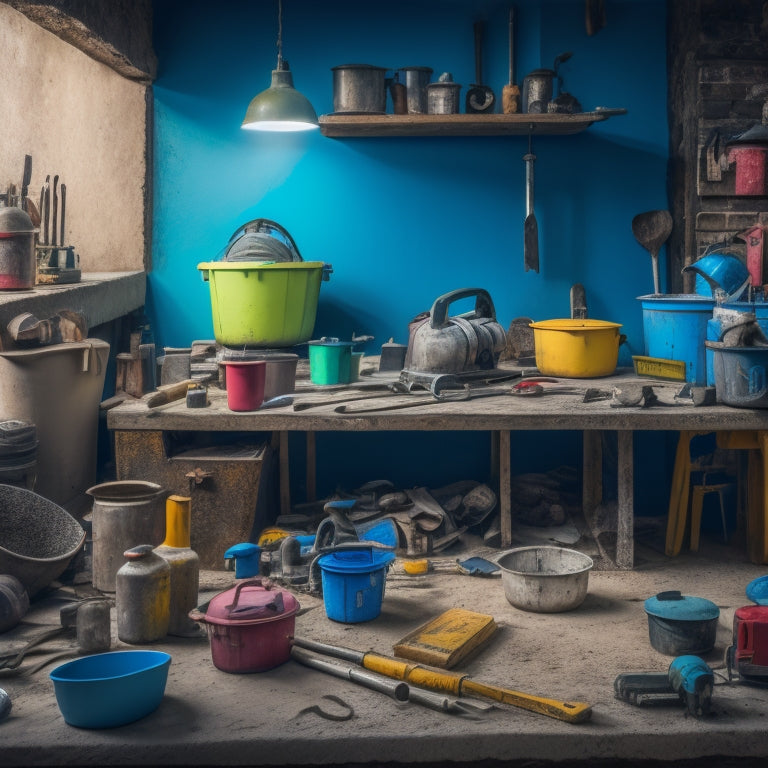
[[151, 0, 673, 509]]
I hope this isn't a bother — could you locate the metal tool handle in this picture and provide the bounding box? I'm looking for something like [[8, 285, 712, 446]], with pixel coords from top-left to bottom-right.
[[524, 152, 535, 217], [429, 287, 496, 328]]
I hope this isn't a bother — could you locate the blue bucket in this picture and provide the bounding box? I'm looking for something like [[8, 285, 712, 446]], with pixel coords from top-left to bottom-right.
[[317, 548, 395, 623], [638, 295, 715, 385]]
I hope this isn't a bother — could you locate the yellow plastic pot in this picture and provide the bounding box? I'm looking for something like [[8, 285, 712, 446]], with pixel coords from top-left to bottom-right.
[[529, 319, 622, 378], [197, 261, 328, 347]]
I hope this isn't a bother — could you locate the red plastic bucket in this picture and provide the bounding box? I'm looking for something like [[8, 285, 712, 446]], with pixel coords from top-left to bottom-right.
[[221, 360, 266, 411]]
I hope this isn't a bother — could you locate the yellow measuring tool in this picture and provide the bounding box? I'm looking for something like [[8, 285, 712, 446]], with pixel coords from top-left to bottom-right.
[[291, 636, 592, 724]]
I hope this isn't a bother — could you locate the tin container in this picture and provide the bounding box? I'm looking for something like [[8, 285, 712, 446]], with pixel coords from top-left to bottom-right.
[[332, 64, 387, 113], [76, 600, 112, 653], [644, 591, 719, 656], [400, 66, 433, 113], [88, 480, 167, 593], [0, 574, 29, 633], [427, 74, 461, 114], [522, 69, 555, 113], [116, 545, 171, 644], [0, 207, 37, 290]]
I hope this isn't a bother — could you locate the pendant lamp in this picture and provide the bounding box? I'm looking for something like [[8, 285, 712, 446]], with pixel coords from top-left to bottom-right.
[[241, 0, 319, 132]]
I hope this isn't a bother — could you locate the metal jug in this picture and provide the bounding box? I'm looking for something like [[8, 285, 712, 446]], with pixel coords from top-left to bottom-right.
[[403, 288, 507, 374], [522, 69, 554, 113]]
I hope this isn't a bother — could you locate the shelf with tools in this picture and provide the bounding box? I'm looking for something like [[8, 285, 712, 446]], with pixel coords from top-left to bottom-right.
[[318, 109, 627, 138]]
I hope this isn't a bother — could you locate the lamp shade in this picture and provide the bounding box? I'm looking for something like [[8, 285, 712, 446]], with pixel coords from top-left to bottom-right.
[[242, 65, 319, 132]]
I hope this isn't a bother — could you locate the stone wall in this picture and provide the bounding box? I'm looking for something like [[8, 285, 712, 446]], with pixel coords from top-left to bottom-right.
[[0, 2, 152, 272], [668, 0, 768, 293]]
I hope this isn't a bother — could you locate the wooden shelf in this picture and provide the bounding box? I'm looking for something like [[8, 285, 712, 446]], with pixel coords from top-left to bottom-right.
[[319, 109, 627, 138]]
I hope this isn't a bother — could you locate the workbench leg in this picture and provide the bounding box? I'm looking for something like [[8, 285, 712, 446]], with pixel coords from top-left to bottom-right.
[[582, 431, 603, 531], [306, 432, 317, 502], [279, 431, 291, 518], [499, 430, 512, 548], [616, 430, 634, 569], [490, 431, 499, 485]]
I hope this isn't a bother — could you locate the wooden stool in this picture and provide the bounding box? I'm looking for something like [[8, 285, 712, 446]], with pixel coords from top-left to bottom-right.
[[690, 482, 731, 551], [666, 430, 714, 556], [717, 431, 768, 565]]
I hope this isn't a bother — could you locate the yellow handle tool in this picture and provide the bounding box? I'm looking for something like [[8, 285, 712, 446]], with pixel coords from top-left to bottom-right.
[[292, 637, 592, 724]]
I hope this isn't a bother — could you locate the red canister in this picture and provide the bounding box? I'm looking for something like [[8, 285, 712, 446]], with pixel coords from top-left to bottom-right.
[[189, 578, 299, 673], [0, 207, 37, 290]]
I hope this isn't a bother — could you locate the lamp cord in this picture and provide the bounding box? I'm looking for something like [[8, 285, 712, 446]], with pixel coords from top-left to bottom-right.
[[276, 0, 283, 69]]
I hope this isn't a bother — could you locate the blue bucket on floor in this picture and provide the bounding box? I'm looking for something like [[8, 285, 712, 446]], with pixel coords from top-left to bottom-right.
[[317, 547, 395, 623], [639, 295, 715, 385]]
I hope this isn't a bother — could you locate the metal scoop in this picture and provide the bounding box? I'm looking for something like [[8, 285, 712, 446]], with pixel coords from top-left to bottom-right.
[[632, 209, 673, 294]]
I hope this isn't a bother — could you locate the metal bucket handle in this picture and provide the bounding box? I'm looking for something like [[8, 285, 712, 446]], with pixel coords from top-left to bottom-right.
[[429, 287, 496, 329]]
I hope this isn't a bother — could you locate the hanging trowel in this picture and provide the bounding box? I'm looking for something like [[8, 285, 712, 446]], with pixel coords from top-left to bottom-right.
[[523, 135, 539, 272]]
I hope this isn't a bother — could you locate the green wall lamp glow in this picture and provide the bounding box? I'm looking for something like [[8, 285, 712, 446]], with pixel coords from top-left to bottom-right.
[[241, 0, 319, 132]]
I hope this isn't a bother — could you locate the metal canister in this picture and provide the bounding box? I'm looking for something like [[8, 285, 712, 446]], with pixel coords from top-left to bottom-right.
[[0, 574, 29, 633], [88, 480, 167, 592], [76, 599, 112, 653], [522, 68, 555, 113], [116, 544, 170, 644], [153, 495, 200, 637], [400, 66, 433, 114], [0, 207, 37, 290], [427, 73, 461, 115], [331, 64, 387, 113]]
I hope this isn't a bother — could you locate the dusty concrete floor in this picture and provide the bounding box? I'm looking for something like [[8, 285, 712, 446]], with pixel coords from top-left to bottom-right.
[[2, 521, 768, 768]]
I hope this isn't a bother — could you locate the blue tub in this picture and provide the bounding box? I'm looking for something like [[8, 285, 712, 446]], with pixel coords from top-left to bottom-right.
[[638, 295, 715, 385]]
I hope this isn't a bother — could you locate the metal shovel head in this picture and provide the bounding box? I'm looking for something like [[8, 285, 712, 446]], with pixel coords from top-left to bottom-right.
[[524, 213, 539, 273], [631, 210, 673, 255]]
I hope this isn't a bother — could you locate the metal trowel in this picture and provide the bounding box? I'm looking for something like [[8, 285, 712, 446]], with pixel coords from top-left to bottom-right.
[[523, 134, 539, 272]]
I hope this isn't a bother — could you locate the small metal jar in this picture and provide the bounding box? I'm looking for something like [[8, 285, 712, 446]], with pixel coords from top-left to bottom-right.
[[522, 68, 555, 113], [427, 73, 462, 115], [0, 207, 37, 290]]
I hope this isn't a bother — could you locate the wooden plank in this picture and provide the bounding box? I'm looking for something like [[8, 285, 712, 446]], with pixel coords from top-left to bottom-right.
[[499, 430, 512, 548], [616, 430, 634, 569], [319, 111, 620, 138], [279, 431, 291, 518], [306, 432, 316, 502], [582, 431, 603, 528]]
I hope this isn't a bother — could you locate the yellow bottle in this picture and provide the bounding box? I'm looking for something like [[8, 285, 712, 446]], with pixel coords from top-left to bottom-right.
[[154, 495, 200, 637]]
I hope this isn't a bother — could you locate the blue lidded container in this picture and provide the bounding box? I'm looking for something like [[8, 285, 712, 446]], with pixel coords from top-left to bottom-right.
[[644, 591, 719, 656], [317, 547, 395, 623], [224, 542, 261, 579]]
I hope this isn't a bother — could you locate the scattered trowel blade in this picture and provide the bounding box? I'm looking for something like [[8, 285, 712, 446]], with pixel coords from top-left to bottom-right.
[[524, 214, 539, 273], [570, 284, 587, 319], [455, 556, 500, 577]]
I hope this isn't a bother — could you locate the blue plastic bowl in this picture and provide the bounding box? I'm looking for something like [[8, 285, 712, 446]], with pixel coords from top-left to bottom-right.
[[50, 650, 171, 728]]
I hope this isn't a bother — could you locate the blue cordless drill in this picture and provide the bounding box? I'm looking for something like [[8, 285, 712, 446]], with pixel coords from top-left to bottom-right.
[[614, 655, 714, 717]]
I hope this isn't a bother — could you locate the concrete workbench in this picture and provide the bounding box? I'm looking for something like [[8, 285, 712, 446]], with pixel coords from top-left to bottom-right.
[[107, 367, 768, 570]]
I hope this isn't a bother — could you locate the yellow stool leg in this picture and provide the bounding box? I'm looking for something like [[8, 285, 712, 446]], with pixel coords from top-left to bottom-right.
[[690, 486, 705, 552], [666, 431, 695, 557]]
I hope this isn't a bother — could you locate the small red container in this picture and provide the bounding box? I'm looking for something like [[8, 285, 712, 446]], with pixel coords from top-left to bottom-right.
[[189, 579, 299, 673], [221, 360, 266, 411]]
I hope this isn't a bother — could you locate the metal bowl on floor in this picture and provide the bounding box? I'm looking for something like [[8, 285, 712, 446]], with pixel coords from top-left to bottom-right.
[[497, 545, 593, 613], [0, 484, 85, 598]]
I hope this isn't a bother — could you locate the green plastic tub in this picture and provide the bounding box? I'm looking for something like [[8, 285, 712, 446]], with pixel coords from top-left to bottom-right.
[[197, 261, 328, 347]]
